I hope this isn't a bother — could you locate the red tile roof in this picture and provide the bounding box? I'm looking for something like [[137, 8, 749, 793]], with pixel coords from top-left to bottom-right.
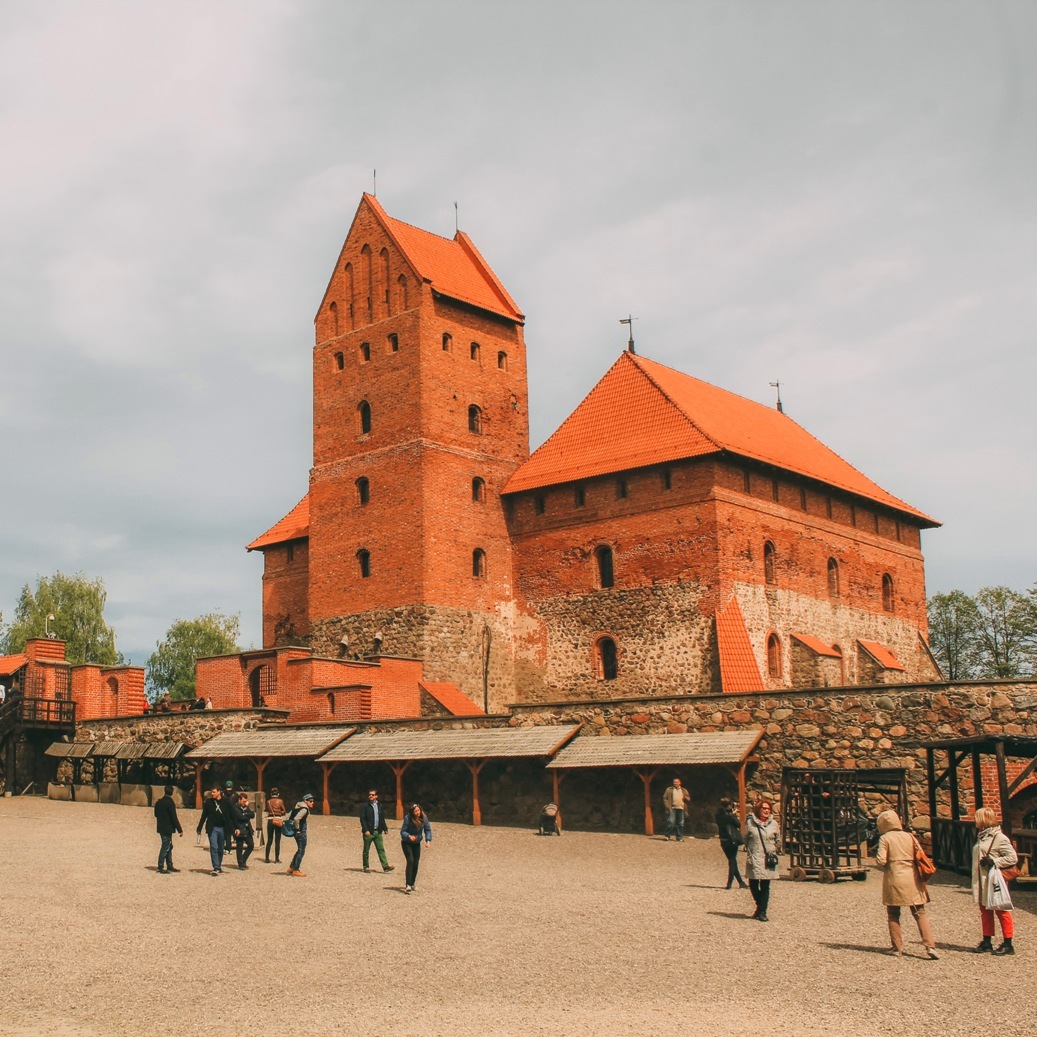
[[503, 351, 937, 524], [715, 597, 765, 692], [419, 681, 486, 716], [857, 639, 906, 671], [247, 495, 309, 551], [790, 633, 842, 658], [365, 195, 523, 323], [0, 654, 27, 677]]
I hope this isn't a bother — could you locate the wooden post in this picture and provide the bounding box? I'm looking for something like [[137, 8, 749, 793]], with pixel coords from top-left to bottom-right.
[[320, 761, 340, 815], [252, 757, 270, 796], [194, 762, 205, 809], [995, 740, 1011, 836], [389, 761, 412, 820], [972, 747, 984, 811], [949, 749, 961, 820], [737, 760, 748, 828], [465, 760, 487, 826], [633, 767, 659, 836]]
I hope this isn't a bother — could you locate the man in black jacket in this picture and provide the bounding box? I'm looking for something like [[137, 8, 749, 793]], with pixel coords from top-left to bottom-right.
[[197, 787, 231, 875], [360, 789, 395, 874], [230, 792, 256, 870], [154, 785, 183, 874]]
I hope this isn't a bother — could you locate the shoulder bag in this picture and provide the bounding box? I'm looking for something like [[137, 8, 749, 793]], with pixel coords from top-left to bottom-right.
[[912, 837, 937, 881]]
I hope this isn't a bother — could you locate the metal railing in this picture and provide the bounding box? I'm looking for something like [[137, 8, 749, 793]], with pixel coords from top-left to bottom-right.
[[1, 696, 76, 729]]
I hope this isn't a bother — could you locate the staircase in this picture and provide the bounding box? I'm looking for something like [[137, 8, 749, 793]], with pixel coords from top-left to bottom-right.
[[1, 697, 76, 793]]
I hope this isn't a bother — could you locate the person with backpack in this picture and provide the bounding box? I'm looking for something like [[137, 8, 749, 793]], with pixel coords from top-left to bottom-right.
[[286, 793, 315, 876]]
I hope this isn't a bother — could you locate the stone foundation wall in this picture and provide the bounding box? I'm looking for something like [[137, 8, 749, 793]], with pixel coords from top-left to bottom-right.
[[75, 708, 286, 746]]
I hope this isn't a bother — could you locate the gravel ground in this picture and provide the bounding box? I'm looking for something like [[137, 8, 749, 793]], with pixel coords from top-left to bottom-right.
[[0, 798, 1033, 1037]]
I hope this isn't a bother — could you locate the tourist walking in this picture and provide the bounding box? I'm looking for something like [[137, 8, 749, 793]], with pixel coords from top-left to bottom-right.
[[972, 806, 1019, 955], [360, 789, 395, 874], [287, 793, 315, 877], [232, 792, 255, 869], [153, 784, 182, 874], [743, 798, 780, 921], [400, 802, 432, 893], [874, 809, 938, 959], [663, 777, 689, 841], [197, 786, 231, 875], [265, 787, 287, 863], [715, 797, 747, 889]]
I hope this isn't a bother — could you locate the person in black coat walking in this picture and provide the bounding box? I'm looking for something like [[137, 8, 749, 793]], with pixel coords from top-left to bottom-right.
[[360, 789, 395, 873], [715, 797, 747, 890], [154, 785, 183, 874], [197, 787, 231, 875], [231, 792, 256, 870]]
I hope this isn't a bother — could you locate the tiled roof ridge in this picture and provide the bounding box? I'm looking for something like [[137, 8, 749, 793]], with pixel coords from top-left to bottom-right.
[[247, 493, 310, 551], [626, 351, 723, 452]]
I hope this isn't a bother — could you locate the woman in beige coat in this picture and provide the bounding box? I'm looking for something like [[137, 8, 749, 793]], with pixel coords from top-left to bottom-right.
[[971, 806, 1018, 955], [874, 809, 938, 959]]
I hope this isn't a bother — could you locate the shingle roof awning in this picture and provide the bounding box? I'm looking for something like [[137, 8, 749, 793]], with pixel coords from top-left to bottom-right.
[[546, 730, 763, 769], [185, 726, 356, 760]]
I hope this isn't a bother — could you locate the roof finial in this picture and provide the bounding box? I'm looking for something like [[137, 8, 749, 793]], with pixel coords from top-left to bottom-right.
[[454, 201, 459, 234], [770, 380, 784, 414], [372, 169, 377, 197], [619, 315, 637, 354]]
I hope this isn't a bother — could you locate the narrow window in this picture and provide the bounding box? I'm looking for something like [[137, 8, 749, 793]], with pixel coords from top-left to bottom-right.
[[361, 244, 373, 320], [470, 341, 480, 362], [329, 301, 339, 336], [472, 548, 487, 578], [356, 477, 370, 505], [334, 351, 344, 371], [397, 274, 408, 311], [743, 470, 751, 494], [344, 263, 355, 329], [882, 573, 895, 612], [764, 541, 776, 585], [360, 342, 371, 362], [497, 350, 507, 370], [468, 405, 482, 434], [595, 637, 618, 681], [895, 520, 902, 542], [359, 400, 372, 434], [472, 477, 485, 503], [327, 692, 336, 716], [574, 486, 585, 508], [387, 333, 399, 353], [800, 487, 807, 511], [827, 558, 839, 598], [442, 333, 452, 352], [850, 505, 857, 527], [287, 543, 295, 563], [767, 634, 782, 678], [595, 545, 614, 589], [534, 494, 545, 515], [616, 478, 628, 500], [380, 248, 390, 312], [357, 549, 371, 578], [826, 498, 833, 520], [662, 468, 672, 491], [772, 478, 780, 503], [873, 512, 880, 534]]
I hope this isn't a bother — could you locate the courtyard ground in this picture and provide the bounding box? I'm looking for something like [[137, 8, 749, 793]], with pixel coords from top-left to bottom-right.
[[0, 798, 1032, 1037]]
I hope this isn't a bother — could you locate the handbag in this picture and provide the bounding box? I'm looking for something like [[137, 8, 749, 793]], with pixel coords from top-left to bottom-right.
[[913, 838, 937, 880], [981, 834, 1020, 883], [986, 865, 1014, 912]]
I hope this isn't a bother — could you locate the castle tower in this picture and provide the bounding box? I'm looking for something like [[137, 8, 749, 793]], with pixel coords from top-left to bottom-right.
[[306, 195, 528, 709]]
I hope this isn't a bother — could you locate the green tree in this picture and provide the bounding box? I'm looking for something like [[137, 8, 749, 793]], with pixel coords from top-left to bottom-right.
[[973, 585, 1036, 678], [146, 613, 241, 701], [0, 572, 121, 665], [927, 590, 982, 680]]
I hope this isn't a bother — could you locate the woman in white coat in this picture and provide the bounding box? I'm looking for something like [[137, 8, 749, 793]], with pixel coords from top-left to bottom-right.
[[743, 798, 780, 922], [972, 806, 1018, 955]]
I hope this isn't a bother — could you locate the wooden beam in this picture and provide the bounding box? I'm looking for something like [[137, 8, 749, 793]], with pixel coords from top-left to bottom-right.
[[995, 740, 1012, 836], [464, 759, 488, 826], [926, 748, 937, 829], [633, 767, 659, 836], [972, 747, 984, 811], [1007, 753, 1037, 798], [949, 747, 961, 820], [193, 762, 205, 809], [251, 757, 271, 796], [320, 761, 339, 815], [388, 761, 412, 820]]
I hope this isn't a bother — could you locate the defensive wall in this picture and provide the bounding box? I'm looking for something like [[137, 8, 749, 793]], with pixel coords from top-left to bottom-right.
[[54, 680, 1037, 836]]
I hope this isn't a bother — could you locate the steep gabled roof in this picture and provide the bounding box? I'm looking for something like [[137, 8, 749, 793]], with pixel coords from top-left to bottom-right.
[[503, 351, 937, 524], [857, 639, 906, 671], [319, 194, 523, 323], [715, 597, 765, 693], [247, 495, 309, 552], [419, 681, 486, 716]]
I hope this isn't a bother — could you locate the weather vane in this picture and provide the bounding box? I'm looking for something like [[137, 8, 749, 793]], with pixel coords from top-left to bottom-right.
[[770, 380, 784, 414], [619, 315, 637, 354]]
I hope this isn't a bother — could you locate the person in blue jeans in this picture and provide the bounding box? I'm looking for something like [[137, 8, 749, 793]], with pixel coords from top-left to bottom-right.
[[196, 787, 231, 875], [288, 793, 314, 876], [153, 784, 182, 873], [400, 802, 432, 893], [663, 778, 689, 841]]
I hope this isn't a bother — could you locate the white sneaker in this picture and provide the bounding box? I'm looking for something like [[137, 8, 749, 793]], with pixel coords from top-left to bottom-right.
[[404, 885, 412, 893]]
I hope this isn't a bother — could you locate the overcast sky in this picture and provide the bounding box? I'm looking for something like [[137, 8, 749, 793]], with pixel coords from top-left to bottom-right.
[[2, 1, 1035, 665]]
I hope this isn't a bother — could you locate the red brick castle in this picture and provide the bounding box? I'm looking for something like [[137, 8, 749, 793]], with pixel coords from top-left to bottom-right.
[[202, 194, 941, 719]]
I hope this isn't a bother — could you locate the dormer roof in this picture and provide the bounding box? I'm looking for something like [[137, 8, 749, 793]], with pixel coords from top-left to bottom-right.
[[503, 351, 937, 526], [318, 194, 523, 323], [247, 495, 309, 551]]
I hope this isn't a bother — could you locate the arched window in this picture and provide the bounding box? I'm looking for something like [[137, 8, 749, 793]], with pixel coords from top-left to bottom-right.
[[357, 549, 371, 578], [470, 341, 480, 362], [327, 692, 336, 715], [358, 400, 372, 434], [361, 245, 373, 320], [387, 333, 399, 353], [329, 301, 339, 336], [356, 477, 370, 505], [334, 351, 344, 371], [360, 342, 371, 362], [882, 573, 895, 612], [397, 274, 408, 311], [472, 548, 487, 578], [764, 541, 776, 585], [595, 545, 615, 589], [468, 405, 482, 434], [106, 676, 119, 697], [472, 477, 485, 503], [827, 558, 840, 598], [442, 332, 452, 352], [380, 248, 390, 312], [344, 262, 355, 328], [249, 666, 268, 708], [497, 350, 507, 370], [767, 634, 782, 678], [595, 636, 619, 681]]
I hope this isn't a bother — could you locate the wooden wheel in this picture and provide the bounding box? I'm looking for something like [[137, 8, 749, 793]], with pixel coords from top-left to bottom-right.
[[791, 866, 807, 881], [819, 868, 836, 883], [852, 871, 868, 881]]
